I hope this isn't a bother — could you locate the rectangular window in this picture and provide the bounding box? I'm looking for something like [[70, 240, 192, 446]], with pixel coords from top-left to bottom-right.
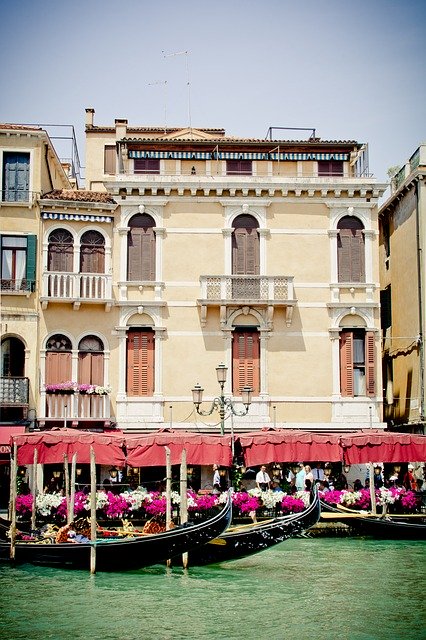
[[226, 160, 252, 175], [232, 330, 260, 395], [134, 158, 160, 174], [126, 330, 154, 396], [2, 152, 30, 201], [340, 330, 375, 397], [318, 160, 343, 176], [104, 146, 116, 174], [0, 235, 36, 292]]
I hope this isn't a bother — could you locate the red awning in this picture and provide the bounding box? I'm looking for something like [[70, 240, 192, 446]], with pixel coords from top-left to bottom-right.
[[125, 431, 233, 467], [0, 426, 26, 445], [340, 431, 426, 464], [14, 429, 126, 466], [239, 429, 342, 466]]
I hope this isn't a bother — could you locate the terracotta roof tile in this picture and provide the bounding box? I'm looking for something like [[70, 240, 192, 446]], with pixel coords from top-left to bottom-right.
[[0, 123, 42, 131], [42, 189, 116, 204]]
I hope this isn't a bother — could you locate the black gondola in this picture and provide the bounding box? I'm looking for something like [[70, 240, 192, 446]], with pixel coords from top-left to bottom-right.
[[182, 489, 320, 565], [320, 499, 426, 540], [0, 491, 232, 571]]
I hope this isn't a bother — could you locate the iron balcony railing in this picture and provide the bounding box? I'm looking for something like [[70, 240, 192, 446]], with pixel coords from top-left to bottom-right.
[[0, 377, 29, 405], [0, 279, 35, 293]]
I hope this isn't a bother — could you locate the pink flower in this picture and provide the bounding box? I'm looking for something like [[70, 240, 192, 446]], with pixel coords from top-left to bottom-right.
[[281, 495, 305, 514], [232, 492, 261, 513], [401, 490, 418, 510], [16, 494, 33, 516]]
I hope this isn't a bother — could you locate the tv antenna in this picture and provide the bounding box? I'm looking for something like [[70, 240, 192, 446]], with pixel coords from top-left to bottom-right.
[[162, 50, 192, 132]]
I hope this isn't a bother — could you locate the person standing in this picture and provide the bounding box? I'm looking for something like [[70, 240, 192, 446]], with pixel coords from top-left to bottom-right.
[[212, 464, 221, 493], [256, 465, 271, 491], [403, 464, 417, 491], [312, 463, 325, 483], [295, 463, 306, 491]]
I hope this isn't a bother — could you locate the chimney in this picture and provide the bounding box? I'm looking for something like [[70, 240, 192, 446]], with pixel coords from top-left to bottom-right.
[[115, 118, 128, 139], [85, 108, 95, 128]]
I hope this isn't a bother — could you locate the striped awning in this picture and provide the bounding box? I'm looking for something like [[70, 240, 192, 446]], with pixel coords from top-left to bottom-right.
[[128, 150, 349, 161], [42, 213, 113, 223]]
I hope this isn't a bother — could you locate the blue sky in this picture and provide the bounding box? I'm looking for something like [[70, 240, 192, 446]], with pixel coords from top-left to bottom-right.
[[1, 0, 425, 184]]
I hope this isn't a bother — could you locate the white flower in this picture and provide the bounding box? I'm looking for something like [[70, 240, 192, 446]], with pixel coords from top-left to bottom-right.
[[36, 492, 64, 516]]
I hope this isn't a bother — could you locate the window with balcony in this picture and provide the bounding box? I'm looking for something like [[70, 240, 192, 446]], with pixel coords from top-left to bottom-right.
[[134, 158, 160, 174], [318, 160, 343, 176], [45, 334, 72, 385], [48, 229, 73, 272], [126, 329, 154, 396], [78, 336, 104, 387], [0, 234, 36, 292], [232, 329, 260, 395], [0, 336, 28, 421], [232, 215, 259, 275], [127, 214, 156, 281], [339, 329, 375, 397], [80, 231, 105, 274], [337, 216, 365, 282], [2, 152, 30, 201], [226, 160, 252, 175]]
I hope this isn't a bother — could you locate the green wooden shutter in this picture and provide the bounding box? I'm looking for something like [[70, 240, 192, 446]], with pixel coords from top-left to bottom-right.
[[26, 235, 37, 292]]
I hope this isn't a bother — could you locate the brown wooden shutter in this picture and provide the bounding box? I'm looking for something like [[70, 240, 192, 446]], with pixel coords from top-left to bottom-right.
[[339, 331, 353, 397], [104, 146, 116, 174], [78, 352, 104, 385], [337, 230, 352, 282], [232, 228, 259, 275], [337, 218, 365, 283], [127, 330, 154, 396], [45, 352, 72, 384], [366, 331, 375, 396], [127, 228, 155, 281], [232, 331, 259, 395]]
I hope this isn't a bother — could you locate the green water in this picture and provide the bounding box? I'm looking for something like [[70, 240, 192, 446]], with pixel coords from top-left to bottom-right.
[[0, 538, 424, 640]]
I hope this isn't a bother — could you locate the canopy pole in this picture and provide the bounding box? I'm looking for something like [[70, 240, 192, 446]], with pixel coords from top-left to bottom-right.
[[90, 446, 97, 574], [368, 462, 377, 515], [63, 453, 70, 525], [180, 448, 188, 568], [165, 446, 172, 567], [9, 442, 17, 561], [69, 453, 77, 525], [31, 449, 38, 531]]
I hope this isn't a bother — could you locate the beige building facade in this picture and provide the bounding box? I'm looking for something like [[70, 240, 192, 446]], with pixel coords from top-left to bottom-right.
[[82, 109, 387, 433], [379, 144, 426, 433]]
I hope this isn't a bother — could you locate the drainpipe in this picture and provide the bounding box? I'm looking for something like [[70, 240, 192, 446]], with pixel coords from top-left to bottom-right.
[[415, 179, 425, 426]]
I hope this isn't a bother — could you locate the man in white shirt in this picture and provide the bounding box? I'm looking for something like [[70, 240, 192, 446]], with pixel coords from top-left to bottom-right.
[[312, 463, 325, 483], [256, 465, 271, 491], [212, 464, 221, 493]]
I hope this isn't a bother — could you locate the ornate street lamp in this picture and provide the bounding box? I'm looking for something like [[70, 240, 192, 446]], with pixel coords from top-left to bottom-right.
[[192, 363, 252, 435]]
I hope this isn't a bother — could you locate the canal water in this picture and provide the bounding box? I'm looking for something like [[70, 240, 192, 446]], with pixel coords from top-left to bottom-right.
[[0, 537, 424, 640]]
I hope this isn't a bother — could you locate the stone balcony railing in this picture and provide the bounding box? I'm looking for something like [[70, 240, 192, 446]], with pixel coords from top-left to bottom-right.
[[198, 275, 296, 328], [40, 391, 111, 427], [40, 272, 113, 310]]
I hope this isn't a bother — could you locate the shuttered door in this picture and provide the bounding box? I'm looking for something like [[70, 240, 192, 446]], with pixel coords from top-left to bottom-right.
[[232, 228, 259, 275], [365, 331, 375, 397], [126, 330, 154, 396], [337, 218, 365, 282], [3, 153, 30, 202], [48, 230, 73, 272], [232, 331, 259, 395], [45, 352, 72, 384], [127, 227, 155, 281], [80, 232, 105, 273], [78, 352, 104, 385], [339, 331, 353, 397]]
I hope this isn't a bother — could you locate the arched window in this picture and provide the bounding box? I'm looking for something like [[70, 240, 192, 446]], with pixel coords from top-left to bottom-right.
[[232, 215, 259, 275], [1, 337, 25, 377], [78, 335, 104, 386], [127, 214, 156, 281], [45, 334, 72, 384], [48, 229, 73, 272], [337, 216, 365, 282], [80, 230, 105, 274]]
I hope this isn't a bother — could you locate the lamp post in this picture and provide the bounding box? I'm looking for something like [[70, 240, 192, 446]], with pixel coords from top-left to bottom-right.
[[191, 363, 252, 435]]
